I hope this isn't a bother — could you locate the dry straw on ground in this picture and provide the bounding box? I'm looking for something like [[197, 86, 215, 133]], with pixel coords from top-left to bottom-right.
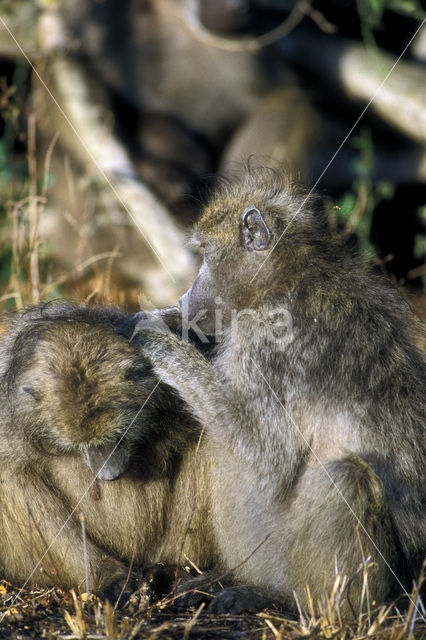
[[0, 560, 425, 639]]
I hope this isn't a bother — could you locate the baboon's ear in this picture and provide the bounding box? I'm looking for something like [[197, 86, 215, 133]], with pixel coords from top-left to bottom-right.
[[20, 386, 42, 401], [241, 207, 271, 251]]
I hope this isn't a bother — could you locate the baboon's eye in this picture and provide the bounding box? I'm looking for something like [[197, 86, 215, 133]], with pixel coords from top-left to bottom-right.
[[20, 386, 43, 401]]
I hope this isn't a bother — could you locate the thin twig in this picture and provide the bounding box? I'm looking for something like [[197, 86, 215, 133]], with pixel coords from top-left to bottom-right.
[[183, 602, 205, 640], [26, 503, 36, 616], [113, 542, 137, 612], [27, 111, 40, 304], [173, 425, 206, 596], [42, 130, 60, 198], [80, 513, 92, 632]]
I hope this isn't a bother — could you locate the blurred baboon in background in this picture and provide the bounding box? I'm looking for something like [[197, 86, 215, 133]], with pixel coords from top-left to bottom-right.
[[138, 166, 426, 615], [0, 302, 213, 596]]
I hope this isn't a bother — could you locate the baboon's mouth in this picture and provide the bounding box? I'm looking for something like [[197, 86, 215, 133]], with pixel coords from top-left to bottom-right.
[[84, 441, 130, 481]]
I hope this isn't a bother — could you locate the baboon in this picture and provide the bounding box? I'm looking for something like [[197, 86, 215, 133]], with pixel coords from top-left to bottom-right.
[[0, 302, 213, 596], [137, 166, 426, 615]]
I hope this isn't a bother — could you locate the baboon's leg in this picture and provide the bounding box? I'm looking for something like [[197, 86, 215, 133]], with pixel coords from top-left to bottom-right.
[[281, 455, 397, 613], [204, 454, 397, 615]]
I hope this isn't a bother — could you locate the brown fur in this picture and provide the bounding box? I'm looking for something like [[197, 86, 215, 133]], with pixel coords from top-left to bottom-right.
[[0, 302, 213, 595]]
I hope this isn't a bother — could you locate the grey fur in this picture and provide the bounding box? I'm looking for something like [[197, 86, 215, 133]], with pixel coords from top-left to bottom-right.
[[139, 166, 425, 614]]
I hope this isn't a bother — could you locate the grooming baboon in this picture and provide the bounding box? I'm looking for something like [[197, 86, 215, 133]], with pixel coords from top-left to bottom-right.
[[138, 166, 426, 615], [0, 302, 213, 596]]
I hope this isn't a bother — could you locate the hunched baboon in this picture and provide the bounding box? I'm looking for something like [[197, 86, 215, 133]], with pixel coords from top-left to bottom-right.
[[137, 166, 426, 615], [0, 302, 214, 596]]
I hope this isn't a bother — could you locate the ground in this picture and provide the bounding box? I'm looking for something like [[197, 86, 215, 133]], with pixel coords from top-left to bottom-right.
[[0, 577, 425, 639]]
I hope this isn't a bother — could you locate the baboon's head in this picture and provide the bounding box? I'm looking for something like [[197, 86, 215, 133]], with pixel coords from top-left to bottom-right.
[[179, 166, 330, 333], [4, 304, 160, 480]]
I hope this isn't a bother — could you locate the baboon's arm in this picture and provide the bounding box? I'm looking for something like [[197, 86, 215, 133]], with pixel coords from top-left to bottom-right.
[[139, 329, 224, 422], [139, 328, 305, 486]]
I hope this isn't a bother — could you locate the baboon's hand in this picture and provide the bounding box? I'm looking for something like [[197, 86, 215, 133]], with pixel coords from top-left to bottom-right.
[[207, 586, 278, 615], [134, 327, 225, 427], [174, 576, 279, 615], [135, 327, 215, 385], [135, 326, 192, 356], [132, 310, 172, 334], [173, 573, 221, 610]]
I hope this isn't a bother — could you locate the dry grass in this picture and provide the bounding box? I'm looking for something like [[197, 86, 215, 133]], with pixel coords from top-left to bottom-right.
[[0, 112, 133, 314], [0, 561, 424, 639]]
